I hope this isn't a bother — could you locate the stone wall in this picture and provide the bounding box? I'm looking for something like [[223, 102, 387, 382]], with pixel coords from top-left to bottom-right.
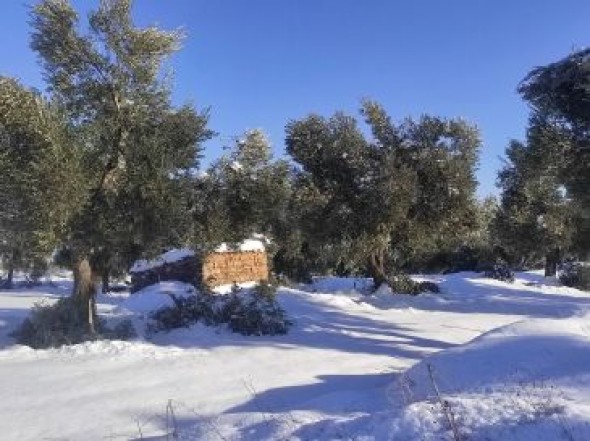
[[202, 251, 269, 287], [130, 250, 269, 292]]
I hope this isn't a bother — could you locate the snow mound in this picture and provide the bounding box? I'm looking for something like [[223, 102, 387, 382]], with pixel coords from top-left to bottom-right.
[[387, 314, 590, 441], [373, 282, 393, 297], [402, 314, 590, 398], [116, 281, 196, 315], [48, 339, 205, 359]]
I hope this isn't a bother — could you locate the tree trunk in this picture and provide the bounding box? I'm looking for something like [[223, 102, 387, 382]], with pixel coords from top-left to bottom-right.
[[5, 265, 14, 289], [544, 247, 560, 277], [101, 268, 110, 294], [72, 257, 98, 334], [6, 248, 18, 289], [3, 247, 16, 289], [367, 251, 387, 288]]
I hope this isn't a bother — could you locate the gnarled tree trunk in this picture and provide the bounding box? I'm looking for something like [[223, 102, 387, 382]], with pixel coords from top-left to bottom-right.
[[72, 257, 98, 334], [6, 261, 14, 289], [544, 247, 560, 277], [4, 247, 16, 289], [367, 250, 387, 288]]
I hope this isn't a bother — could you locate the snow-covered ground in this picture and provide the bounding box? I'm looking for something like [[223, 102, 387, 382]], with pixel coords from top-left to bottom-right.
[[0, 271, 589, 440]]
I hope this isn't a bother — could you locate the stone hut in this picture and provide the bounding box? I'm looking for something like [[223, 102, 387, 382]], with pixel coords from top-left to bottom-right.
[[129, 238, 269, 293]]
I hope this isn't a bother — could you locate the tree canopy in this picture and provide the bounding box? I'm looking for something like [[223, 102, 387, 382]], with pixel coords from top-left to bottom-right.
[[285, 100, 481, 285], [518, 48, 590, 257], [22, 0, 212, 329]]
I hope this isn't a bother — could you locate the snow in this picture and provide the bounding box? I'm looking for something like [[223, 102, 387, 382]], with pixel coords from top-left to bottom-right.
[[213, 280, 258, 294], [214, 237, 266, 253], [0, 270, 589, 440], [130, 248, 195, 273], [116, 281, 197, 315], [388, 315, 590, 441]]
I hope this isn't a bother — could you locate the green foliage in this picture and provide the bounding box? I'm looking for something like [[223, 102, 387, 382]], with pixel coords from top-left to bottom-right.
[[401, 198, 498, 274], [417, 281, 440, 294], [493, 118, 575, 268], [52, 246, 75, 269], [559, 260, 590, 291], [518, 49, 590, 258], [484, 260, 515, 283], [0, 0, 215, 338], [148, 294, 217, 332], [408, 244, 496, 274], [0, 77, 78, 282], [12, 298, 96, 348], [387, 275, 420, 295], [225, 283, 291, 335], [252, 280, 277, 300], [385, 275, 439, 295], [192, 129, 291, 250], [148, 284, 292, 336], [519, 48, 590, 134], [3, 0, 214, 333], [28, 0, 213, 270], [13, 297, 136, 348], [271, 175, 336, 282], [285, 100, 481, 283]]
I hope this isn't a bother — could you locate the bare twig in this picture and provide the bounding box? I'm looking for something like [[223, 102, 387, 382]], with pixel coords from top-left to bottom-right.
[[166, 399, 179, 440], [135, 419, 144, 439], [185, 403, 228, 441], [557, 413, 577, 441], [396, 372, 415, 405], [242, 378, 273, 425], [427, 364, 463, 441]]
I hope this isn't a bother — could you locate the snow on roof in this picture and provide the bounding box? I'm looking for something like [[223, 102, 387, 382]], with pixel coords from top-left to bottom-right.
[[129, 236, 268, 273], [214, 237, 267, 253], [130, 248, 195, 273]]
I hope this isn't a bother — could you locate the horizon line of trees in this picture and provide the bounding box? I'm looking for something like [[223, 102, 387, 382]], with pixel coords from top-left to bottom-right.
[[1, 1, 588, 333]]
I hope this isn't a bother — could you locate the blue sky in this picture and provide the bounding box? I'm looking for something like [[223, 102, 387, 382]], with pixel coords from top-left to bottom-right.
[[1, 1, 588, 197]]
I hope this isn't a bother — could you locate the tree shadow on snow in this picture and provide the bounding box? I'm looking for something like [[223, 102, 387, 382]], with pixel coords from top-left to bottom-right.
[[0, 308, 30, 349], [126, 372, 397, 441], [366, 272, 590, 319], [227, 372, 394, 414], [147, 298, 453, 362]]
